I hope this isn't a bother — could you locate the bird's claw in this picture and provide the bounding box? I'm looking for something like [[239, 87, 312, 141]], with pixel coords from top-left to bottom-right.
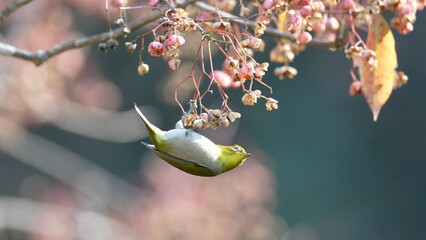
[[176, 99, 198, 129]]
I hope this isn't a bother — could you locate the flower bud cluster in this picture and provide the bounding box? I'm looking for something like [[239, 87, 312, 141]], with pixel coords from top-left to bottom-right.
[[387, 0, 419, 34], [345, 45, 377, 68], [212, 34, 269, 89], [144, 8, 198, 72], [183, 109, 241, 129]]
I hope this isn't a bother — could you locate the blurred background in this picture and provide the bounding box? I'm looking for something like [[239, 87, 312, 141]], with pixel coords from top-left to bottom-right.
[[0, 0, 425, 239]]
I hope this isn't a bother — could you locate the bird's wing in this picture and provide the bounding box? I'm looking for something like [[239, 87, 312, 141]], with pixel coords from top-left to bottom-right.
[[140, 142, 217, 176]]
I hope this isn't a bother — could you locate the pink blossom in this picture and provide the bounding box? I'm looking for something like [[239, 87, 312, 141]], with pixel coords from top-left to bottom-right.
[[300, 5, 312, 18], [166, 35, 186, 47], [238, 63, 255, 81], [297, 31, 312, 44], [148, 41, 166, 56], [212, 70, 240, 88], [286, 15, 302, 33]]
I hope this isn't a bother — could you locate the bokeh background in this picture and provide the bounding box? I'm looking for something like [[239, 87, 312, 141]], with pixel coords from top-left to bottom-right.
[[0, 1, 425, 239]]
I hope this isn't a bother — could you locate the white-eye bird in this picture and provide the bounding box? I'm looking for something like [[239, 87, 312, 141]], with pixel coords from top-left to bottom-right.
[[134, 103, 251, 176]]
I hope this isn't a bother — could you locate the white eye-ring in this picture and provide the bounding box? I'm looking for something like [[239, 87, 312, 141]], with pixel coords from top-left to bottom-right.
[[232, 145, 240, 151]]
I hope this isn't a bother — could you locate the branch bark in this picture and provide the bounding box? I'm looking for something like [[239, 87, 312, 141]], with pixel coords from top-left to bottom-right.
[[0, 5, 166, 65], [0, 0, 338, 66], [0, 0, 33, 23], [0, 119, 143, 214]]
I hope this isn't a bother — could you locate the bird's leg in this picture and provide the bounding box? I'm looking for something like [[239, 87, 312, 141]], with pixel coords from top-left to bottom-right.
[[175, 99, 198, 129]]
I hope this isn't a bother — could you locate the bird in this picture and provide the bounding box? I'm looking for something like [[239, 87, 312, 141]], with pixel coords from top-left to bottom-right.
[[134, 103, 251, 176]]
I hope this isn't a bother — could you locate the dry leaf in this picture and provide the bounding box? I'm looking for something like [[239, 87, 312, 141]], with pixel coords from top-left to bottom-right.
[[359, 14, 398, 121]]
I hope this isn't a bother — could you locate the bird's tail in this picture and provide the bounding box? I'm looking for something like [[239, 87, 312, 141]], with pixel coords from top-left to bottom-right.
[[134, 103, 164, 146]]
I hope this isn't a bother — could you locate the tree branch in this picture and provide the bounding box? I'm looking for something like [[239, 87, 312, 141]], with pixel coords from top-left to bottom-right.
[[0, 0, 33, 23], [47, 102, 158, 143], [0, 119, 143, 214], [0, 6, 165, 66], [0, 0, 199, 65], [0, 0, 339, 66], [0, 197, 135, 238]]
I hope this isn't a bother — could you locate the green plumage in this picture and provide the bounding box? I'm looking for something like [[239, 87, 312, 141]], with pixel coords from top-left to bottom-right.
[[134, 103, 251, 176]]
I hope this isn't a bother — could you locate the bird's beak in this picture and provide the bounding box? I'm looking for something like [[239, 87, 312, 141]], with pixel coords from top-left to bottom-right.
[[245, 152, 252, 157]]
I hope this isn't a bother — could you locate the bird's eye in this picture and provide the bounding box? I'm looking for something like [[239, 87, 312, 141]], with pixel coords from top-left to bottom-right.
[[231, 145, 240, 151]]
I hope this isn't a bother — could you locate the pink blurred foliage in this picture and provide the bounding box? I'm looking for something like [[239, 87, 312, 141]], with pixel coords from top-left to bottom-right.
[[0, 0, 122, 129], [26, 152, 283, 240], [134, 158, 279, 239]]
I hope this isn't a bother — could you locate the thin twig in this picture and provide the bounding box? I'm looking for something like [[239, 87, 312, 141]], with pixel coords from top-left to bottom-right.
[[0, 0, 33, 23], [0, 0, 196, 66]]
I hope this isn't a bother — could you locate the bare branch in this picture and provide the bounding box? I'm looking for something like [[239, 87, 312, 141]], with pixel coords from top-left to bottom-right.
[[0, 197, 135, 239], [0, 6, 165, 65], [0, 0, 195, 65], [0, 0, 339, 66], [42, 102, 158, 143], [0, 0, 33, 23], [0, 120, 143, 214]]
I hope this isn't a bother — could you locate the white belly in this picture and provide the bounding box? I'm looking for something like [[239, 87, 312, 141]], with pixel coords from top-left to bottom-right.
[[162, 129, 221, 171]]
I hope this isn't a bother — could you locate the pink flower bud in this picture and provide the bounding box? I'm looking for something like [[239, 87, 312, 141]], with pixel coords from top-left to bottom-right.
[[407, 0, 418, 11], [212, 70, 241, 88], [238, 63, 255, 81], [339, 0, 356, 10], [297, 31, 312, 44], [212, 70, 233, 88], [286, 15, 302, 33], [349, 81, 362, 96], [112, 0, 127, 8], [402, 22, 414, 34], [313, 22, 326, 32], [326, 17, 340, 31], [300, 5, 312, 18], [241, 37, 263, 49], [168, 58, 181, 70], [397, 5, 413, 16], [166, 34, 186, 47], [254, 62, 269, 78], [148, 41, 166, 56], [262, 0, 274, 10], [199, 113, 208, 123]]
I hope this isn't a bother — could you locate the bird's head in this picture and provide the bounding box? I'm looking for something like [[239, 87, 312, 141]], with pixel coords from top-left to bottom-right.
[[217, 144, 251, 174]]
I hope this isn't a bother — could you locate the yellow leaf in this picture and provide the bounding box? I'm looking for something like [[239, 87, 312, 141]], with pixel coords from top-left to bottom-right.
[[359, 14, 398, 121]]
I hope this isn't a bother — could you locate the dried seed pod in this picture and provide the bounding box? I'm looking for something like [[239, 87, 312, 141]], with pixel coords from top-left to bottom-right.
[[265, 98, 279, 111], [242, 90, 261, 106], [106, 38, 119, 49], [125, 42, 137, 53], [192, 119, 204, 129], [98, 42, 108, 52], [274, 66, 298, 79], [218, 117, 230, 127], [210, 109, 222, 117], [137, 62, 149, 76]]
